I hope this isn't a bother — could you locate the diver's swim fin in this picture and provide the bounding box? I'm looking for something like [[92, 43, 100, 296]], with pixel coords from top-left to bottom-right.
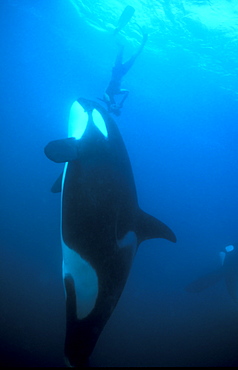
[[114, 6, 135, 35]]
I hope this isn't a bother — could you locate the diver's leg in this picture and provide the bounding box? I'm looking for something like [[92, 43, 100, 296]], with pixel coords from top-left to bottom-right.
[[122, 33, 148, 73], [118, 89, 129, 108], [114, 45, 124, 67], [121, 56, 137, 74]]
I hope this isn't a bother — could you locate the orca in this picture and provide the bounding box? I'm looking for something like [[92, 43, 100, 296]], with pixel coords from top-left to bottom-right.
[[44, 98, 176, 367], [185, 244, 238, 303]]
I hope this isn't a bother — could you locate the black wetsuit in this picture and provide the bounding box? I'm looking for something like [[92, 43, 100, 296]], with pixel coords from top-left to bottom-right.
[[104, 33, 148, 114]]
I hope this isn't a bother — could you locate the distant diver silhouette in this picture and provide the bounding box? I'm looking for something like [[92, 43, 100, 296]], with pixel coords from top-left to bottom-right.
[[185, 243, 238, 303]]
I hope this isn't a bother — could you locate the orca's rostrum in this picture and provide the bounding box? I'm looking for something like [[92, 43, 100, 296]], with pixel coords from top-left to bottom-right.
[[44, 98, 176, 367]]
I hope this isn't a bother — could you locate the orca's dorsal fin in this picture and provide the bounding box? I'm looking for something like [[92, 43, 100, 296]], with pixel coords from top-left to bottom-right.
[[136, 210, 176, 245], [44, 138, 78, 163]]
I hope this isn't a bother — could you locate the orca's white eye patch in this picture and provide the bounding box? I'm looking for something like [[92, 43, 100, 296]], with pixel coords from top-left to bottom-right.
[[225, 244, 234, 253], [92, 109, 108, 138], [68, 101, 88, 139]]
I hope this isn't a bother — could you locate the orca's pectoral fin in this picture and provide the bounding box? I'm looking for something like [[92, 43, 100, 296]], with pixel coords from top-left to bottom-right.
[[185, 267, 223, 293], [137, 210, 176, 244], [44, 137, 78, 163], [51, 172, 63, 193]]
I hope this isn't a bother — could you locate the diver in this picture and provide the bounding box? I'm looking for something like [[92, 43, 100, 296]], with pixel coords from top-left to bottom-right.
[[101, 29, 148, 116], [185, 243, 238, 303]]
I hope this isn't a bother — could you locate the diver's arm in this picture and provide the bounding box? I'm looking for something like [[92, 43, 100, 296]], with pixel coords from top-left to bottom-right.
[[118, 89, 129, 108]]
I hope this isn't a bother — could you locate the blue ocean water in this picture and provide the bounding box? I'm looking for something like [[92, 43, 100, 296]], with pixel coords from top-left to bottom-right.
[[1, 0, 238, 366]]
